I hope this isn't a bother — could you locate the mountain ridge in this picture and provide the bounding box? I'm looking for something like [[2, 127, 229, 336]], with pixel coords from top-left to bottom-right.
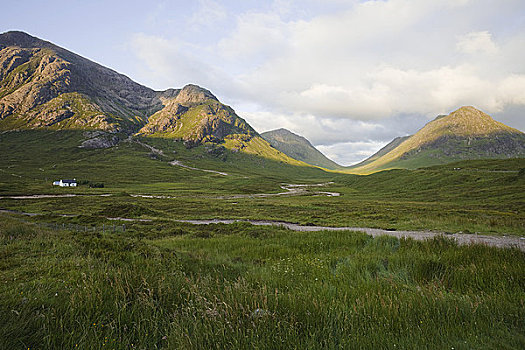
[[0, 31, 165, 131], [0, 31, 306, 165], [350, 136, 410, 168]]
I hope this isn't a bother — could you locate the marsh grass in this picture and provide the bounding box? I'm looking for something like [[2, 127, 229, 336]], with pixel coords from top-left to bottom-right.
[[1, 217, 524, 349]]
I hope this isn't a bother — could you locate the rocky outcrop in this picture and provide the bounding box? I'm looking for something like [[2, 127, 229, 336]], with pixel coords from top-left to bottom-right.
[[172, 84, 217, 105], [139, 84, 256, 145], [0, 48, 71, 119], [79, 131, 119, 149]]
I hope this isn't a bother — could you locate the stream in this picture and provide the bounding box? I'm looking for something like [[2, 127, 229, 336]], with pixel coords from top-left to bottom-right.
[[175, 219, 525, 251]]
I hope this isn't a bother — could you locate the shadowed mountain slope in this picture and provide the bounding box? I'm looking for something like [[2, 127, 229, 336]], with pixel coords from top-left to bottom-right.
[[261, 128, 342, 169]]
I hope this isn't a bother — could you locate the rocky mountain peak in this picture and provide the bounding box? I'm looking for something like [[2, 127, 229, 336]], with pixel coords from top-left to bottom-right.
[[429, 106, 517, 136], [272, 128, 295, 135], [174, 84, 218, 105], [0, 31, 165, 132], [265, 128, 309, 143], [449, 105, 493, 122], [0, 31, 46, 49]]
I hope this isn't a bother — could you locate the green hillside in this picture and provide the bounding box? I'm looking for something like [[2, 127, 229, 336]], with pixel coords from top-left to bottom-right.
[[1, 130, 523, 236], [348, 106, 525, 174]]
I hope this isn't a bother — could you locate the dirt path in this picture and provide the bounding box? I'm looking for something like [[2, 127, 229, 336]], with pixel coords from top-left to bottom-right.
[[0, 209, 77, 217], [129, 183, 340, 200], [168, 160, 228, 176], [129, 136, 229, 176], [0, 209, 41, 217], [106, 217, 152, 222], [175, 219, 525, 251], [131, 138, 165, 156]]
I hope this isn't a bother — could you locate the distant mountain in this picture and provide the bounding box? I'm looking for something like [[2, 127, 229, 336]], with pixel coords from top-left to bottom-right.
[[261, 128, 342, 169], [349, 106, 525, 173], [350, 136, 410, 169], [0, 31, 303, 165]]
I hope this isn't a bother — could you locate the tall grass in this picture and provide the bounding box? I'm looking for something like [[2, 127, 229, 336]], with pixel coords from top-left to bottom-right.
[[1, 217, 524, 349]]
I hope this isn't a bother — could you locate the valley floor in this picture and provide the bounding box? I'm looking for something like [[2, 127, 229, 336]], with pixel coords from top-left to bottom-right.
[[1, 130, 524, 348]]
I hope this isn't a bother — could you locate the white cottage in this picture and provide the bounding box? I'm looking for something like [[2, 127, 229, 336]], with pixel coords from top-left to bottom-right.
[[53, 179, 77, 187]]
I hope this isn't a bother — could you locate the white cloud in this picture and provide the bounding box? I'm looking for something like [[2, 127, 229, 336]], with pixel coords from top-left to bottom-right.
[[239, 109, 391, 146], [238, 107, 422, 165], [217, 12, 289, 60], [239, 110, 298, 134], [239, 108, 392, 165], [226, 1, 525, 122], [456, 31, 499, 55], [317, 140, 387, 166], [129, 33, 232, 92], [497, 75, 525, 106], [188, 0, 227, 29], [369, 65, 497, 114]]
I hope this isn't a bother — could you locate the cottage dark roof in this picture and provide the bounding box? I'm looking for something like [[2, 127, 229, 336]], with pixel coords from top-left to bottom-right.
[[62, 179, 77, 183]]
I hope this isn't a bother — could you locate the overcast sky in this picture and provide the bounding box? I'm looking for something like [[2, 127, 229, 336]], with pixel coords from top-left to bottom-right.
[[3, 0, 525, 165]]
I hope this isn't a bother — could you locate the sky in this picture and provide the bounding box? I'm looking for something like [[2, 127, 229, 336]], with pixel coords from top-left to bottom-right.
[[2, 0, 525, 165]]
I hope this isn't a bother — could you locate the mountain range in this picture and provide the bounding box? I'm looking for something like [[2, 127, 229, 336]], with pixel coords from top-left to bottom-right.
[[1, 30, 524, 172], [0, 31, 301, 164]]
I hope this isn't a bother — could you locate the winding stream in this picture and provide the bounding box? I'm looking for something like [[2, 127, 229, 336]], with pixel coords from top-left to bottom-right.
[[175, 219, 525, 251], [208, 182, 340, 199], [1, 207, 522, 250]]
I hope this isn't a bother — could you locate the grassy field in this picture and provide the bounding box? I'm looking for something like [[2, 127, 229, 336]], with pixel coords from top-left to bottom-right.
[[1, 216, 524, 349], [1, 130, 524, 348], [1, 130, 523, 236]]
